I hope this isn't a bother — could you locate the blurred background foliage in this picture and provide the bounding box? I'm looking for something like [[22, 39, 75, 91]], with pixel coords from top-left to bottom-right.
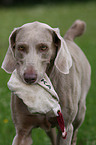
[[0, 0, 96, 6]]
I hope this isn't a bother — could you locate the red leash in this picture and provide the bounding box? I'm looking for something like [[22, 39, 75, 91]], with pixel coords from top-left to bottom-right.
[[57, 111, 67, 139]]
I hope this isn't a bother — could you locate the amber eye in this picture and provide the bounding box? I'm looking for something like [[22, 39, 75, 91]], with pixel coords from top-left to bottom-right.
[[39, 45, 48, 51], [18, 46, 25, 52]]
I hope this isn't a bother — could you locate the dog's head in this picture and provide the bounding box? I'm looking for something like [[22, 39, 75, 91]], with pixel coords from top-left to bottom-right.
[[2, 22, 72, 84]]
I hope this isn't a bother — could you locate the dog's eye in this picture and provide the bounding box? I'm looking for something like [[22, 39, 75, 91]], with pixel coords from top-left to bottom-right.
[[39, 45, 48, 52], [18, 46, 25, 52]]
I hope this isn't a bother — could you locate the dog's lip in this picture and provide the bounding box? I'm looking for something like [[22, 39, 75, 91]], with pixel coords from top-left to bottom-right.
[[24, 78, 37, 84], [23, 79, 37, 85], [22, 77, 39, 85]]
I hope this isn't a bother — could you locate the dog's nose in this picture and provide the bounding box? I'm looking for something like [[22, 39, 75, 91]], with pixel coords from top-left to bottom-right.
[[24, 73, 37, 84]]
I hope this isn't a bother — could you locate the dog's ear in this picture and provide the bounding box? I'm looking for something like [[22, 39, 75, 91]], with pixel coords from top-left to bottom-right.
[[1, 28, 19, 74], [52, 28, 72, 74]]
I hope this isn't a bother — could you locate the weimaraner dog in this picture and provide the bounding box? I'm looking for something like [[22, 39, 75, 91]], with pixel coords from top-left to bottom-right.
[[2, 20, 91, 145]]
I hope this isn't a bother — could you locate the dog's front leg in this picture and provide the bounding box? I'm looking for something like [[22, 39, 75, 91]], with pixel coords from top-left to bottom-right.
[[46, 128, 57, 145], [57, 124, 73, 145], [11, 93, 33, 145], [12, 132, 32, 145]]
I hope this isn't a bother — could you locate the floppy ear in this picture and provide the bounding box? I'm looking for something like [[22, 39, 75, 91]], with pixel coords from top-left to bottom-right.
[[53, 28, 72, 74], [1, 28, 19, 74]]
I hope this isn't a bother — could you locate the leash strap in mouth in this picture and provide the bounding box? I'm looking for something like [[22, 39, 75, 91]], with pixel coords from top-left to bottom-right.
[[8, 70, 67, 139]]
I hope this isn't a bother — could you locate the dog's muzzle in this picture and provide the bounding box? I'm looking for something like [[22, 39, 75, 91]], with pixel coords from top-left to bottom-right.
[[24, 73, 37, 84]]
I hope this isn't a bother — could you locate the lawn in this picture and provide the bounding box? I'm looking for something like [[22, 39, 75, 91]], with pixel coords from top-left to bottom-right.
[[0, 1, 96, 145]]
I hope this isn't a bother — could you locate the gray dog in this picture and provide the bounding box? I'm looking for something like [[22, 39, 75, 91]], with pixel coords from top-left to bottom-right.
[[2, 20, 91, 145]]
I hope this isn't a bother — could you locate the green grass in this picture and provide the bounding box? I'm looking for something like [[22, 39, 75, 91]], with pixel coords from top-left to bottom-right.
[[0, 2, 96, 145]]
